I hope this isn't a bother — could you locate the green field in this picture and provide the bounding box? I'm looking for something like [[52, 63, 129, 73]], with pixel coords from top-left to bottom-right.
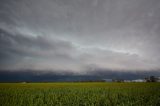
[[0, 82, 160, 106]]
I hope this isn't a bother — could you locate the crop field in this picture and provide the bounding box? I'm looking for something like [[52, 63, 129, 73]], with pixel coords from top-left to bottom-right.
[[0, 82, 160, 106]]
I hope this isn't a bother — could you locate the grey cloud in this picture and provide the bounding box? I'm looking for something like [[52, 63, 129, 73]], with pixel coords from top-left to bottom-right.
[[0, 28, 74, 56], [0, 28, 76, 70], [0, 27, 160, 72], [78, 47, 160, 71], [1, 0, 159, 34], [0, 0, 160, 75]]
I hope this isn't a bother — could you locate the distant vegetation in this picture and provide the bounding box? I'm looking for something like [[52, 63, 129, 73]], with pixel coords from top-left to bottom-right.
[[0, 82, 160, 106]]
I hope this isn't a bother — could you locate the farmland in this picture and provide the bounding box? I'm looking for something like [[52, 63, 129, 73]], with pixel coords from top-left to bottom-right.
[[0, 82, 160, 106]]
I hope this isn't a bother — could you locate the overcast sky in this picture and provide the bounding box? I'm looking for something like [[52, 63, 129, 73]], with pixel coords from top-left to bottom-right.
[[0, 0, 160, 75]]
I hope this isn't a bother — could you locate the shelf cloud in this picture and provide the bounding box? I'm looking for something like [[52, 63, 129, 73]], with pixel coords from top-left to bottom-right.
[[0, 0, 160, 76]]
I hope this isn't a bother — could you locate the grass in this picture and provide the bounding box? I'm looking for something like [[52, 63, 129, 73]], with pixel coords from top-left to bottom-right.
[[0, 82, 160, 106]]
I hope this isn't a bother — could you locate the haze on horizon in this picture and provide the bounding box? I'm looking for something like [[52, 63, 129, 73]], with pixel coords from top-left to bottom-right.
[[0, 0, 160, 76]]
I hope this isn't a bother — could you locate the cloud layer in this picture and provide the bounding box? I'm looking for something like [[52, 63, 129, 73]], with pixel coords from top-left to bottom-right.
[[0, 0, 160, 75]]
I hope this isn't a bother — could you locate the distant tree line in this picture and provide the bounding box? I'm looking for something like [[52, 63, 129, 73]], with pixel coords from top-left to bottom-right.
[[145, 76, 159, 82]]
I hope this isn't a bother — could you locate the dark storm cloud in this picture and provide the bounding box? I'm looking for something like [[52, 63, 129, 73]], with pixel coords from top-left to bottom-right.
[[0, 29, 73, 57], [0, 70, 160, 82], [0, 0, 160, 75], [0, 28, 76, 70]]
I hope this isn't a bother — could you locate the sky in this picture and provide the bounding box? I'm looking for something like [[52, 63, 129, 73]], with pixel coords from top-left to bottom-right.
[[0, 0, 160, 77]]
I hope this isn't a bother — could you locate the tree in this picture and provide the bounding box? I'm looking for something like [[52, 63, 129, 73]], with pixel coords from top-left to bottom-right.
[[150, 76, 157, 82]]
